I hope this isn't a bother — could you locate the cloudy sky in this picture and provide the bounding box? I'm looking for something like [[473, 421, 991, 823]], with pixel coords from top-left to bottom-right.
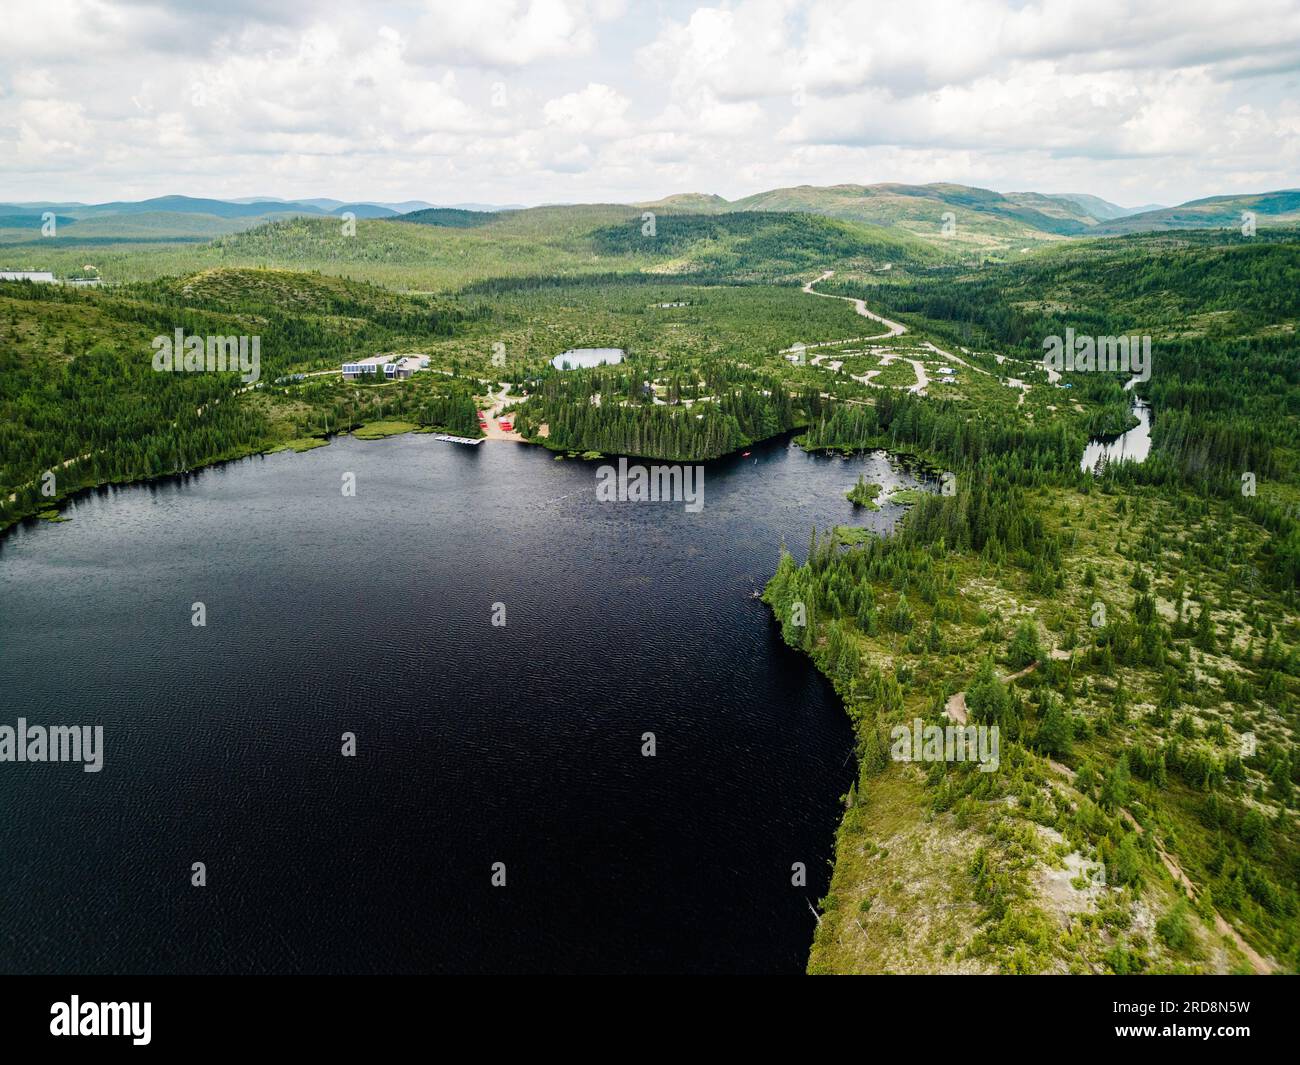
[[2, 0, 1298, 208]]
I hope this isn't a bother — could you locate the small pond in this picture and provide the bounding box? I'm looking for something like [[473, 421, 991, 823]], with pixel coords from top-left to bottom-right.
[[551, 348, 625, 370]]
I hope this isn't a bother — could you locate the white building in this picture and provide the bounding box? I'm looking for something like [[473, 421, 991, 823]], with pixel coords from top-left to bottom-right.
[[342, 355, 394, 379], [0, 271, 56, 283], [343, 353, 431, 380]]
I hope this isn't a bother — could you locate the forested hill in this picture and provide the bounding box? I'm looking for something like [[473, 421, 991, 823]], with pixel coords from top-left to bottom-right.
[[0, 269, 483, 526], [1091, 190, 1300, 235], [587, 211, 943, 277], [851, 231, 1300, 497]]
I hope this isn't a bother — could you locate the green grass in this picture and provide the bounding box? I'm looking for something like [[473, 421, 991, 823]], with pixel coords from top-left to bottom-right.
[[833, 525, 875, 546], [351, 420, 419, 440], [271, 436, 331, 453]]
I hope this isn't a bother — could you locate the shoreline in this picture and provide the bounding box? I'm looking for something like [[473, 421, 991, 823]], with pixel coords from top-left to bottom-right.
[[2, 411, 950, 538]]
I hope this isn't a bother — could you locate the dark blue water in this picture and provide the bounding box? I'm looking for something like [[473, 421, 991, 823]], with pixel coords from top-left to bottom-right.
[[0, 434, 923, 974]]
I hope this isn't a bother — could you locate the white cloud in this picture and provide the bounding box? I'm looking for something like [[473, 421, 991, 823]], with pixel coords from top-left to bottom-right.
[[638, 1, 798, 102], [408, 0, 624, 68], [543, 83, 630, 135], [0, 0, 1295, 206]]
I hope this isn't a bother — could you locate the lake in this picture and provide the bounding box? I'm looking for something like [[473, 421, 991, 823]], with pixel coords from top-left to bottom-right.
[[551, 347, 625, 370], [0, 433, 927, 973]]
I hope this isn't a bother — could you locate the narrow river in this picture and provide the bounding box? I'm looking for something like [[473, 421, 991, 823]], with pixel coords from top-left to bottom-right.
[[1081, 396, 1153, 473]]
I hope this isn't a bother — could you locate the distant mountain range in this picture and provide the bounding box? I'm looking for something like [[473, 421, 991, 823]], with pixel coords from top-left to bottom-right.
[[1087, 190, 1300, 235], [637, 183, 1300, 246], [224, 196, 527, 214], [1, 185, 1295, 247], [0, 195, 525, 241], [637, 183, 1162, 236], [1045, 192, 1168, 222]]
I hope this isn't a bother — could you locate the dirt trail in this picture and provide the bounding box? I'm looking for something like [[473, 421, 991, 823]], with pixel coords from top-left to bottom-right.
[[6, 451, 95, 504], [902, 358, 929, 395], [920, 340, 995, 377], [802, 270, 908, 338], [479, 383, 525, 442], [797, 277, 1028, 403], [797, 272, 929, 394]]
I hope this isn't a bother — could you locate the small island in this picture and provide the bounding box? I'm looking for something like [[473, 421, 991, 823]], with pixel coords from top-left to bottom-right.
[[845, 474, 883, 509]]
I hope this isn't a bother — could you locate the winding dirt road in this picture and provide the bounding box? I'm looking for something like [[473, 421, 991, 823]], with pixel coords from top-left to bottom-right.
[[802, 270, 908, 337], [799, 270, 928, 392]]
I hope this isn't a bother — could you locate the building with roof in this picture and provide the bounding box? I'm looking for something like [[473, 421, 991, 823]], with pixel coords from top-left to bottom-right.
[[342, 355, 394, 379], [343, 354, 429, 380], [389, 356, 430, 380]]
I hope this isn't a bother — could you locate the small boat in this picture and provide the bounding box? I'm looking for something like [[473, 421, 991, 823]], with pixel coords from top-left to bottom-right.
[[741, 451, 751, 458]]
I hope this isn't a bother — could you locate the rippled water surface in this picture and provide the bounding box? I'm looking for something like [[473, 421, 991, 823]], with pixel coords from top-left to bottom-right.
[[0, 433, 926, 973]]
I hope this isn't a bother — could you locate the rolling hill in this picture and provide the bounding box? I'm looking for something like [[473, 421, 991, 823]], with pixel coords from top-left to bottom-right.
[[725, 182, 1095, 243], [7, 185, 1299, 278], [397, 207, 498, 228], [635, 193, 732, 213], [1091, 190, 1300, 235], [635, 184, 1293, 245], [7, 185, 1298, 257]]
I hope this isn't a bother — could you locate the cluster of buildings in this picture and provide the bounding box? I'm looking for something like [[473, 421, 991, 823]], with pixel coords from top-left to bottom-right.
[[341, 354, 431, 381]]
